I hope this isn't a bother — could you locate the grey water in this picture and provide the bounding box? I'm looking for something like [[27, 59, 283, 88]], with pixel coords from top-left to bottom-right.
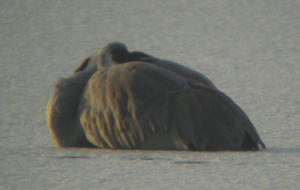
[[1, 0, 300, 189]]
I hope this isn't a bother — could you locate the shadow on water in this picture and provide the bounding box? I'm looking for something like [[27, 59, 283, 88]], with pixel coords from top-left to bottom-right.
[[55, 155, 90, 159], [126, 155, 212, 165], [46, 146, 300, 162], [173, 161, 211, 165]]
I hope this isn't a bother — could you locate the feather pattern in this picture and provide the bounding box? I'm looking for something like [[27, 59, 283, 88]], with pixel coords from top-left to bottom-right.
[[47, 42, 265, 150]]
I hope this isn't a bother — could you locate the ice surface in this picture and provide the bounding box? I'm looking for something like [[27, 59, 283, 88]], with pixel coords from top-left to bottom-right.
[[1, 0, 299, 189]]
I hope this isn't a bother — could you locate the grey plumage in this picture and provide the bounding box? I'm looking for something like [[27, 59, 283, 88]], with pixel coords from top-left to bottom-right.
[[47, 42, 265, 150]]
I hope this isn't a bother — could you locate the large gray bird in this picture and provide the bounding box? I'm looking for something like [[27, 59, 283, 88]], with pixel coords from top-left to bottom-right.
[[47, 42, 265, 150]]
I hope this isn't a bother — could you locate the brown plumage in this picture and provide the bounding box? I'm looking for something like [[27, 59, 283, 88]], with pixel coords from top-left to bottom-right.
[[46, 42, 265, 150]]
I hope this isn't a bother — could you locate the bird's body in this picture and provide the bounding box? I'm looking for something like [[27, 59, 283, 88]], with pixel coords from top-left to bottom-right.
[[47, 42, 265, 150]]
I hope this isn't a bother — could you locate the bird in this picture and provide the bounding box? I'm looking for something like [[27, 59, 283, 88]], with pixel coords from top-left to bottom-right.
[[46, 42, 266, 150]]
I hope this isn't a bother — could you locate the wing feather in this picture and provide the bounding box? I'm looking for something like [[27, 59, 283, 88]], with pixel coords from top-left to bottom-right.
[[80, 61, 265, 150]]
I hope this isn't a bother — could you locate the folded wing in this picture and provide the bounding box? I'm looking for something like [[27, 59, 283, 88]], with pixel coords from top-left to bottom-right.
[[80, 61, 265, 150]]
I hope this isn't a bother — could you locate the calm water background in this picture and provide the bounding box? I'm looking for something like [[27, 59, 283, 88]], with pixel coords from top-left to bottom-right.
[[1, 0, 299, 189]]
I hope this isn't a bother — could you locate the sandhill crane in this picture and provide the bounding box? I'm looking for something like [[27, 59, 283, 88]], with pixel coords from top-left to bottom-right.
[[47, 42, 265, 150]]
